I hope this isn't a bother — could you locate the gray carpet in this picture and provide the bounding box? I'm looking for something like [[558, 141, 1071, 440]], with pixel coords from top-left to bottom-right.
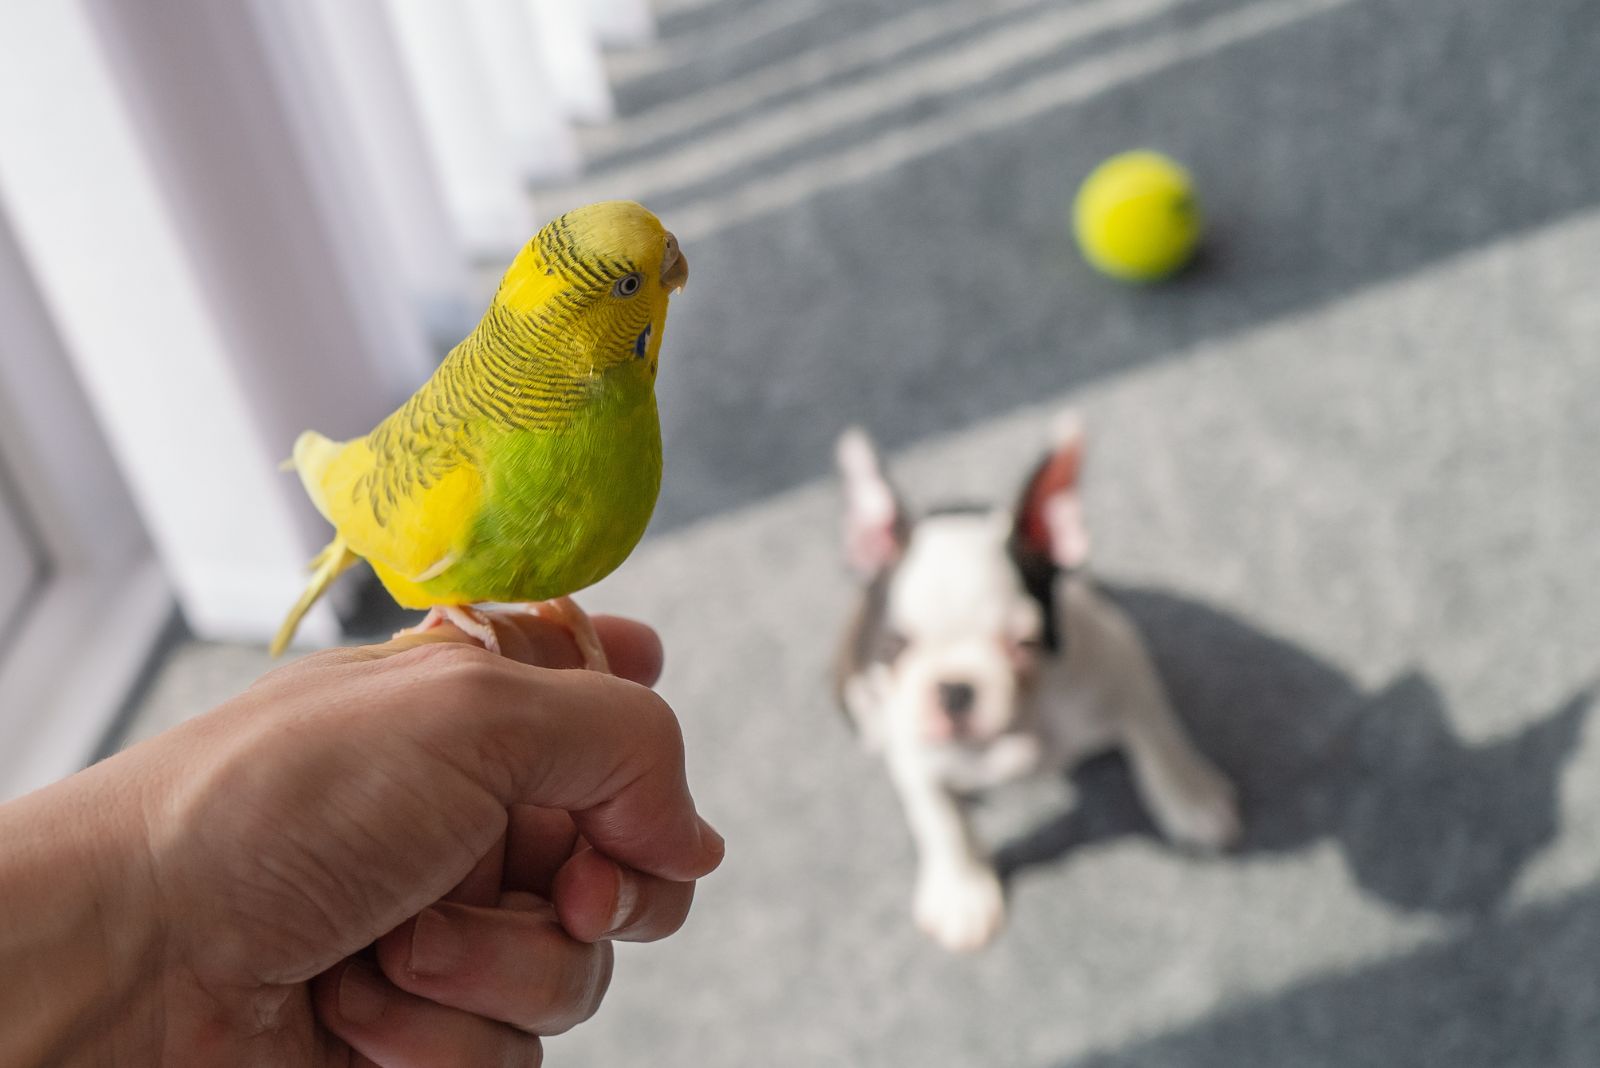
[[125, 0, 1600, 1063]]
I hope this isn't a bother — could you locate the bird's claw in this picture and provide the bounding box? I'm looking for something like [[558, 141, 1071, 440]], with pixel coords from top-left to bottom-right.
[[397, 605, 502, 654]]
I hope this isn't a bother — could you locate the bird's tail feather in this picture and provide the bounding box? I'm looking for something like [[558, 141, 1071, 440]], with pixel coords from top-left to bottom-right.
[[270, 537, 359, 657]]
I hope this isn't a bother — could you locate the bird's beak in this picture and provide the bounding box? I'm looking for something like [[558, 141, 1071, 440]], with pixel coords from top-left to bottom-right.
[[660, 232, 688, 293]]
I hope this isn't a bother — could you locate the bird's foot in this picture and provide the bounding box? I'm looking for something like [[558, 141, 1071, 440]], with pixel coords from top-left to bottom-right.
[[397, 605, 502, 654], [518, 596, 610, 673]]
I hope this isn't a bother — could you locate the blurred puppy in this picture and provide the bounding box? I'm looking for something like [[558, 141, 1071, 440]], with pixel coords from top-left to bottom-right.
[[834, 416, 1240, 952]]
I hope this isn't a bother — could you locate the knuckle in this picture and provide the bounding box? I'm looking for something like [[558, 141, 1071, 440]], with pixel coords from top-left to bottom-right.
[[624, 878, 694, 942], [244, 647, 357, 692], [531, 942, 612, 1034], [504, 1036, 544, 1068], [624, 684, 685, 757], [294, 647, 363, 672], [398, 636, 499, 671], [537, 954, 587, 1014], [583, 941, 616, 1021], [658, 882, 696, 938], [394, 641, 507, 696]]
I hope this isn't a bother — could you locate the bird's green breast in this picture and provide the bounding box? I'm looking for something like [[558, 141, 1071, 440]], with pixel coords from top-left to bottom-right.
[[437, 374, 661, 603]]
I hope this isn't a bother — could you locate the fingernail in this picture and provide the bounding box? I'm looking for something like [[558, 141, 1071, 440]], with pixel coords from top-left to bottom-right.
[[409, 907, 468, 976], [604, 863, 640, 938], [698, 817, 726, 861], [338, 961, 387, 1025]]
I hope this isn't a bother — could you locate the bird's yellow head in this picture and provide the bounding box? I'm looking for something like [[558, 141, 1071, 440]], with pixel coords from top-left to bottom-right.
[[493, 200, 687, 379]]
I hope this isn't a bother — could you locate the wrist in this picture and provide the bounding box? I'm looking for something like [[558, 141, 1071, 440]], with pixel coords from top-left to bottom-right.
[[0, 754, 167, 1065]]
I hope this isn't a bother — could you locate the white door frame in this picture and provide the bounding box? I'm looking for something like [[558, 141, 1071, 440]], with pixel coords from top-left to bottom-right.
[[0, 0, 438, 645], [0, 209, 174, 802], [0, 0, 438, 797], [0, 469, 39, 645]]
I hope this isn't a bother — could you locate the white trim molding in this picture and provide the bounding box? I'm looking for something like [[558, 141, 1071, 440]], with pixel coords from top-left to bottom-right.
[[0, 0, 385, 644], [0, 202, 173, 802]]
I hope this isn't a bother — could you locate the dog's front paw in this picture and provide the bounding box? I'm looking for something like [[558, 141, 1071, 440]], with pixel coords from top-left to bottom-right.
[[983, 733, 1044, 782], [914, 862, 1005, 952], [1151, 761, 1242, 852]]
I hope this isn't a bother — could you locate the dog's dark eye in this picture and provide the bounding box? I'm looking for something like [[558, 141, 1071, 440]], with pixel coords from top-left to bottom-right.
[[1010, 635, 1044, 667], [613, 273, 642, 297], [877, 629, 909, 662]]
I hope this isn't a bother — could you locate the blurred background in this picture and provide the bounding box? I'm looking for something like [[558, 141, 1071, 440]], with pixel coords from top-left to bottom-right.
[[3, 0, 1600, 1063]]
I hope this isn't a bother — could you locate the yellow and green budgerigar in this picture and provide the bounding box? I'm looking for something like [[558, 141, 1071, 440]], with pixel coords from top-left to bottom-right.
[[270, 200, 688, 664]]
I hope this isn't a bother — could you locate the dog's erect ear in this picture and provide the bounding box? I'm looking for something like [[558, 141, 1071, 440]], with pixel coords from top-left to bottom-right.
[[836, 427, 909, 577], [1012, 412, 1090, 569]]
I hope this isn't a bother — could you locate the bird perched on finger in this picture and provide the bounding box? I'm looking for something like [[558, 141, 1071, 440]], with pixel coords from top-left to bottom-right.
[[270, 200, 688, 667]]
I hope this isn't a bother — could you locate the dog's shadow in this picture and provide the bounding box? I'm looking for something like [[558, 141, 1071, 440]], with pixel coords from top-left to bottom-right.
[[994, 586, 1591, 915]]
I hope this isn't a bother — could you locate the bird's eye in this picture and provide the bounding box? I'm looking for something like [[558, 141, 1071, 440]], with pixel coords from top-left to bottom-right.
[[613, 273, 642, 297]]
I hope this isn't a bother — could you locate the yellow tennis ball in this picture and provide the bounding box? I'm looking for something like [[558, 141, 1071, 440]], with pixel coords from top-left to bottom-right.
[[1072, 150, 1201, 282]]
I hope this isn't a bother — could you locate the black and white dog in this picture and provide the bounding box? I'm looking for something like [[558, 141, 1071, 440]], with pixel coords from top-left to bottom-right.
[[834, 416, 1241, 951]]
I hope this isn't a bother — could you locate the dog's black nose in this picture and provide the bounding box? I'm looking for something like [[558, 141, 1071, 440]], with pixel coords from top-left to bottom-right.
[[937, 681, 976, 718]]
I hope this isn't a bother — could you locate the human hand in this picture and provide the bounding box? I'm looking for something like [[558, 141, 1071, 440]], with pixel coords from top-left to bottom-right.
[[0, 612, 723, 1067]]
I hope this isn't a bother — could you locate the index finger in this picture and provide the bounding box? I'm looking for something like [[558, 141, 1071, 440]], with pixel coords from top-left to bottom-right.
[[383, 643, 724, 883], [377, 611, 665, 686]]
